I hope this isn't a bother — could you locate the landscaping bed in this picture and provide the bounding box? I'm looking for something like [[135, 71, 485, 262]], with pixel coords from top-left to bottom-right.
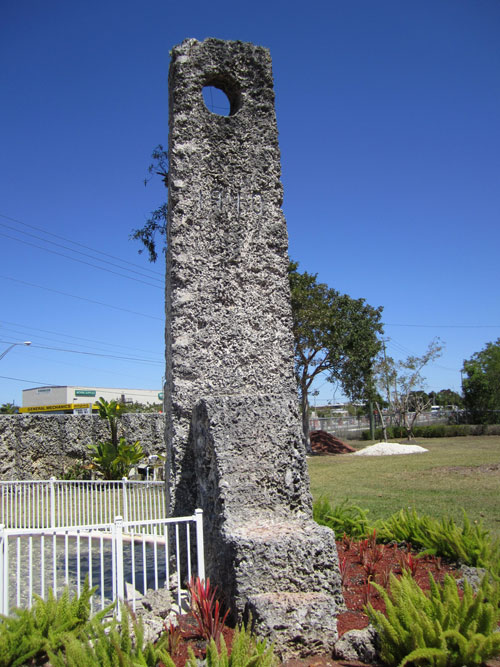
[[161, 540, 465, 666]]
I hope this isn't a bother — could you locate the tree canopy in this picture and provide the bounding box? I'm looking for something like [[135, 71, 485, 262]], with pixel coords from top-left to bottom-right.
[[130, 145, 168, 263], [462, 339, 500, 424], [289, 262, 383, 444], [372, 338, 444, 440]]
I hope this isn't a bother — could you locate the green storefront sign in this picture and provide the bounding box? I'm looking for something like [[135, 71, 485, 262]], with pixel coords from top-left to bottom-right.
[[75, 390, 96, 397]]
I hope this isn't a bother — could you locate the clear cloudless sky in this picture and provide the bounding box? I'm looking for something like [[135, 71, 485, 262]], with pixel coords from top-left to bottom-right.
[[1, 0, 499, 407]]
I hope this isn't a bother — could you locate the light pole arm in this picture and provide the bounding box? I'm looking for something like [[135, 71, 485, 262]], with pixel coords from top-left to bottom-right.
[[0, 344, 17, 362], [0, 341, 31, 361]]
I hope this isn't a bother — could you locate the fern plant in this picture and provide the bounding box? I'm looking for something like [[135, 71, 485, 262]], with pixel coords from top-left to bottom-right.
[[366, 571, 500, 666], [313, 497, 370, 538], [375, 508, 500, 574], [0, 579, 111, 667], [187, 618, 276, 667], [48, 602, 175, 666]]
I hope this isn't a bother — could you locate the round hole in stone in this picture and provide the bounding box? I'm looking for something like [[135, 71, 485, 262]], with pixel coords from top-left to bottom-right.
[[202, 85, 231, 116]]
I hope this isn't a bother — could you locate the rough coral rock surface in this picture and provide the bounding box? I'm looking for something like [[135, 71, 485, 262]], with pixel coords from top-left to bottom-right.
[[245, 592, 339, 660], [165, 38, 342, 656], [165, 38, 298, 517], [0, 413, 164, 479], [334, 625, 380, 663]]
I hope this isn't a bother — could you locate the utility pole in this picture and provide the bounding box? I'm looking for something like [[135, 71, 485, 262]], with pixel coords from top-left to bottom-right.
[[382, 339, 393, 425]]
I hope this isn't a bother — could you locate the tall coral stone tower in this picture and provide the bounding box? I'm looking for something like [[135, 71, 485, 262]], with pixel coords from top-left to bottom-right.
[[165, 38, 342, 658]]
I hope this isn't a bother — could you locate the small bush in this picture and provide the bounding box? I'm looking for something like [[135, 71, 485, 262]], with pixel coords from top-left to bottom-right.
[[313, 497, 370, 538], [187, 618, 276, 667], [188, 577, 230, 647], [375, 509, 500, 574], [362, 422, 500, 439], [367, 572, 500, 666], [48, 603, 174, 667], [0, 579, 110, 667], [314, 501, 500, 577]]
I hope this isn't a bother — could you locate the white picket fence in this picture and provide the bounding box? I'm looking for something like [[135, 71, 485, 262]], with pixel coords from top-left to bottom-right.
[[0, 480, 205, 617], [0, 478, 166, 529]]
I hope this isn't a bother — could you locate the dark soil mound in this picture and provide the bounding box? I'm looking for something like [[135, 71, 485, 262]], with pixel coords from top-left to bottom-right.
[[310, 430, 355, 454]]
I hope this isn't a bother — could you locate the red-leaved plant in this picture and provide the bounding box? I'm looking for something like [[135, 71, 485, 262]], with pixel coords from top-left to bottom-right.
[[187, 576, 230, 647], [339, 555, 351, 586], [398, 551, 419, 577], [163, 618, 182, 657]]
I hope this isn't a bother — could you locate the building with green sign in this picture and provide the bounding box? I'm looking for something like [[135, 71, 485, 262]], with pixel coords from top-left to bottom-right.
[[21, 386, 163, 414]]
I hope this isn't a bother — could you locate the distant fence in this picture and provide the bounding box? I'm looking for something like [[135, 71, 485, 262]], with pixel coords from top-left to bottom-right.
[[0, 479, 204, 617], [310, 409, 459, 440]]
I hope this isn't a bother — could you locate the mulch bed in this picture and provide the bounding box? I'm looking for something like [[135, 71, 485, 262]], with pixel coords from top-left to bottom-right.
[[160, 539, 471, 666]]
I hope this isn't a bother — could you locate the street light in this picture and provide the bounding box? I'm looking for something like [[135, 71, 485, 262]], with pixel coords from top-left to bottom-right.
[[0, 341, 32, 361]]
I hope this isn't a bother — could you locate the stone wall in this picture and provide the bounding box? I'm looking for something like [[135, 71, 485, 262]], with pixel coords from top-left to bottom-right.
[[0, 413, 165, 480]]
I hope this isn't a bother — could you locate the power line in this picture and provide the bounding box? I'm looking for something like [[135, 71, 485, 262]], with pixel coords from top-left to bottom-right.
[[0, 212, 163, 277], [0, 341, 162, 365], [0, 275, 163, 321], [0, 221, 163, 284], [0, 374, 55, 386], [0, 230, 162, 289], [0, 319, 160, 356], [384, 323, 500, 329]]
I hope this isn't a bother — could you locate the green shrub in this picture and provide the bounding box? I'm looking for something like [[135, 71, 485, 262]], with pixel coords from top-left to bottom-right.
[[187, 618, 276, 667], [0, 579, 110, 667], [88, 397, 145, 479], [313, 497, 370, 538], [362, 423, 500, 439], [367, 572, 500, 666], [48, 602, 174, 667], [314, 501, 500, 576], [88, 437, 144, 480], [375, 509, 500, 574]]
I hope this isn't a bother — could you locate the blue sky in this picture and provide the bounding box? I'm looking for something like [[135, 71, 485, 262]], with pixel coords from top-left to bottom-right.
[[1, 0, 499, 406]]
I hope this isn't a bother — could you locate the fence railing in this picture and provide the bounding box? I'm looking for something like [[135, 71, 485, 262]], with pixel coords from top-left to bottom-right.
[[310, 409, 457, 440], [0, 478, 166, 530], [0, 510, 205, 617]]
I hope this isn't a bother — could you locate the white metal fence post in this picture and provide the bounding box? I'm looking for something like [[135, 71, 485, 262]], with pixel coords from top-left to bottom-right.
[[114, 515, 124, 619], [0, 525, 8, 615], [49, 477, 56, 528], [121, 478, 129, 524], [194, 509, 205, 581]]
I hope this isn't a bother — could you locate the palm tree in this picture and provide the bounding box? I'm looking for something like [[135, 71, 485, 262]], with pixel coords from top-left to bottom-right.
[[0, 402, 19, 414]]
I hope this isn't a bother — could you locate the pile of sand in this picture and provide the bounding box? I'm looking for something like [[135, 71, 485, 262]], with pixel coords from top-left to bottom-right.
[[353, 442, 428, 456]]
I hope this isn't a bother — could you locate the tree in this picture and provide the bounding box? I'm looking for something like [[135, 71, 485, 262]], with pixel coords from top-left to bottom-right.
[[462, 339, 500, 424], [0, 402, 19, 414], [87, 398, 145, 479], [428, 389, 463, 409], [289, 262, 384, 446], [373, 338, 444, 440], [130, 145, 168, 262]]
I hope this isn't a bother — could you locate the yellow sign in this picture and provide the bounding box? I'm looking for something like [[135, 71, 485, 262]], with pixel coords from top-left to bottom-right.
[[19, 403, 92, 413]]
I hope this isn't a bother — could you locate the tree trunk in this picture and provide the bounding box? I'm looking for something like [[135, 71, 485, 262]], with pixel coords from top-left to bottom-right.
[[368, 400, 375, 440], [300, 381, 312, 454], [375, 401, 388, 441]]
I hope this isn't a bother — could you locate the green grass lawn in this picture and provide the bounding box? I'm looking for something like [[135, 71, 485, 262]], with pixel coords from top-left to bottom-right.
[[307, 436, 500, 540]]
